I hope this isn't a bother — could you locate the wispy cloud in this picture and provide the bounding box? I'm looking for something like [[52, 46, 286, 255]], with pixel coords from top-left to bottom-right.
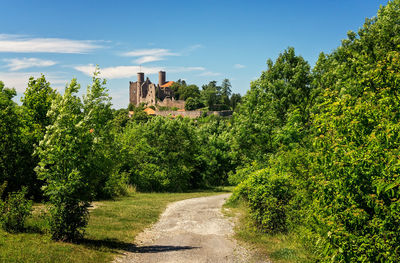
[[198, 71, 221, 77], [234, 63, 246, 69], [0, 34, 103, 53], [168, 66, 205, 73], [122, 48, 179, 64], [3, 57, 57, 71], [74, 64, 206, 79], [74, 64, 162, 79], [0, 71, 67, 93], [182, 44, 203, 54], [123, 48, 177, 57], [135, 55, 166, 64]]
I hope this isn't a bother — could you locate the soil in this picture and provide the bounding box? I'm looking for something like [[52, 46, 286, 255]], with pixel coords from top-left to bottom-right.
[[114, 193, 267, 263]]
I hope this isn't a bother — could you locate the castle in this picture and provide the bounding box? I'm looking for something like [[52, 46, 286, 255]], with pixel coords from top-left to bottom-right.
[[129, 71, 185, 109]]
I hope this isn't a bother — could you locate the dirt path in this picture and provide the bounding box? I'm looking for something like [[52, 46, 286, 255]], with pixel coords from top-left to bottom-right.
[[114, 193, 263, 263]]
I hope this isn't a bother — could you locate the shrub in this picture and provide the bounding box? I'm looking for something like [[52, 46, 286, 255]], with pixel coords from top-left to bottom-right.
[[120, 117, 202, 191], [0, 184, 33, 233], [102, 172, 129, 198], [233, 169, 294, 233]]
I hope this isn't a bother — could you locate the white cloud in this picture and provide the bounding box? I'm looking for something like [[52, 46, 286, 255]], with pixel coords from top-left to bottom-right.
[[0, 34, 102, 53], [0, 71, 67, 93], [74, 64, 162, 79], [198, 71, 221, 77], [3, 57, 57, 71], [182, 44, 203, 54], [123, 48, 179, 64], [234, 63, 246, 69], [168, 66, 205, 73], [135, 55, 165, 64], [123, 48, 177, 57], [74, 64, 206, 79]]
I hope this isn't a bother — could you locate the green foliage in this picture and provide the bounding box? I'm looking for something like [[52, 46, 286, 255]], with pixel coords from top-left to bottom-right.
[[22, 75, 57, 142], [0, 183, 33, 233], [233, 169, 294, 233], [231, 47, 312, 166], [200, 80, 233, 111], [231, 1, 400, 262], [120, 117, 202, 191], [0, 81, 34, 197], [112, 108, 131, 132], [196, 116, 234, 186], [35, 69, 118, 240], [82, 70, 116, 199], [35, 79, 91, 241], [185, 97, 203, 110], [230, 93, 242, 111], [20, 75, 58, 199]]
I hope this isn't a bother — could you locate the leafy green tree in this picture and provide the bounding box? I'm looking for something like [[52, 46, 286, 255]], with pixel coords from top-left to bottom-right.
[[120, 117, 202, 191], [220, 79, 232, 106], [35, 79, 92, 241], [179, 84, 200, 100], [230, 93, 242, 111], [0, 82, 30, 196], [306, 2, 400, 261], [170, 79, 187, 100], [82, 70, 116, 198], [196, 116, 234, 185], [231, 47, 312, 165], [112, 108, 131, 132], [19, 75, 57, 199], [21, 75, 57, 142], [201, 81, 219, 110], [184, 97, 204, 111]]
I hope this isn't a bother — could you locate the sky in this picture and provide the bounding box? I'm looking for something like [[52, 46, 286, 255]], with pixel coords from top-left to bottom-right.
[[0, 0, 389, 109]]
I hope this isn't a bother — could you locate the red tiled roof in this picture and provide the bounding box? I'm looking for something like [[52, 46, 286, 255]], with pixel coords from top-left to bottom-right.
[[160, 81, 174, 88]]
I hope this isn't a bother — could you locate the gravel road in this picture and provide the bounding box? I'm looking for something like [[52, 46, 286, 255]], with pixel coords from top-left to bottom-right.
[[114, 193, 264, 263]]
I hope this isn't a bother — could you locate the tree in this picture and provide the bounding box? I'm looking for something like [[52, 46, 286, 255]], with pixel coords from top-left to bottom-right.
[[21, 75, 56, 142], [220, 79, 232, 107], [179, 84, 200, 100], [82, 70, 116, 198], [201, 81, 219, 110], [20, 75, 57, 199], [120, 117, 202, 191], [231, 47, 312, 164], [0, 82, 26, 196], [230, 93, 242, 111], [35, 78, 90, 241]]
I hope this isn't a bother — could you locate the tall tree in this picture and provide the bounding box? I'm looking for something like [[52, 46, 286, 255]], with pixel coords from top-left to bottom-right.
[[21, 75, 56, 142], [231, 47, 312, 164], [0, 82, 25, 196]]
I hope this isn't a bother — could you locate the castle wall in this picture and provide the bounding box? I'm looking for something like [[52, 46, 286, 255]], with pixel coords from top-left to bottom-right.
[[151, 110, 233, 118], [154, 110, 202, 118], [157, 99, 185, 109]]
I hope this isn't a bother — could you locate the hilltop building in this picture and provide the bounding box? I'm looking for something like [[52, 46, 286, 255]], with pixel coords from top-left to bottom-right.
[[129, 71, 185, 109]]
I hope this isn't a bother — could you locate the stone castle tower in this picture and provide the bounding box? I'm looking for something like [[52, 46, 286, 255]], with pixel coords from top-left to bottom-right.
[[129, 71, 185, 108]]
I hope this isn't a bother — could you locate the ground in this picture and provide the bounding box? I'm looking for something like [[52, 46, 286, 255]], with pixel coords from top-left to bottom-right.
[[114, 194, 268, 263]]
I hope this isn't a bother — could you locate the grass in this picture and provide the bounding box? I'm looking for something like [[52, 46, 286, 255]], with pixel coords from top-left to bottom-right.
[[0, 189, 227, 263], [223, 199, 313, 263]]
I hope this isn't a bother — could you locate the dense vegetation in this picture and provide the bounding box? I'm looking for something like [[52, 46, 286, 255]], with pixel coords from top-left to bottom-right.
[[1, 1, 399, 261], [229, 1, 400, 262]]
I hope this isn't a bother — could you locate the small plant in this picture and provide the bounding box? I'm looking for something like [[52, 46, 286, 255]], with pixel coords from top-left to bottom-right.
[[0, 183, 33, 233]]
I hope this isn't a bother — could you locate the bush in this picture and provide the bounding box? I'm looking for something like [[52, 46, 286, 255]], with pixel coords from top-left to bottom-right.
[[232, 169, 294, 233], [0, 184, 33, 233], [120, 117, 202, 191], [102, 172, 129, 198]]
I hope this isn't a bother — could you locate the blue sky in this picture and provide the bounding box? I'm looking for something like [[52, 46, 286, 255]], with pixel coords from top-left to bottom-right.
[[0, 0, 388, 108]]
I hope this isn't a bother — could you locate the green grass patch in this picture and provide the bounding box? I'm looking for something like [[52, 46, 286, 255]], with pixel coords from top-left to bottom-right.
[[0, 189, 225, 263], [223, 199, 313, 263]]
